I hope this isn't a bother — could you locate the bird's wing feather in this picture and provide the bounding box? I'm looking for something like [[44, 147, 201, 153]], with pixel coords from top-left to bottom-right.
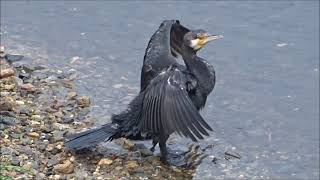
[[141, 20, 189, 91], [143, 20, 189, 64], [140, 66, 213, 141]]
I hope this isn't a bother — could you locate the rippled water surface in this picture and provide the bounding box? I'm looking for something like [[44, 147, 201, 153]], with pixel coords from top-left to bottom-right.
[[1, 1, 319, 179]]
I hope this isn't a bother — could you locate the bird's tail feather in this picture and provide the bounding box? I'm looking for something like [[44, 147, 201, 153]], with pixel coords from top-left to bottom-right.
[[65, 123, 116, 150]]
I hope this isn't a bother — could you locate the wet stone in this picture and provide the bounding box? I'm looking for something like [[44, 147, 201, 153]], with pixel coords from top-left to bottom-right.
[[52, 130, 65, 142], [9, 133, 21, 139], [1, 147, 16, 155], [67, 91, 77, 100], [76, 96, 90, 108], [53, 160, 74, 174], [62, 115, 74, 124], [19, 105, 31, 115], [11, 156, 21, 166], [18, 145, 33, 156], [138, 148, 153, 157], [48, 157, 60, 167]]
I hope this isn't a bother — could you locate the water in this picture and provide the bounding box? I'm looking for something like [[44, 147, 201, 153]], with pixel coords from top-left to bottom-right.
[[1, 1, 319, 179]]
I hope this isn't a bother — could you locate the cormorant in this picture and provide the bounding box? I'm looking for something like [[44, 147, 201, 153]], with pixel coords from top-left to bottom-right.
[[65, 20, 223, 165]]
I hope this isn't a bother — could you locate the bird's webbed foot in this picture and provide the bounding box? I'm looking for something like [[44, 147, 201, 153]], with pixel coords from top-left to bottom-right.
[[161, 144, 207, 168]]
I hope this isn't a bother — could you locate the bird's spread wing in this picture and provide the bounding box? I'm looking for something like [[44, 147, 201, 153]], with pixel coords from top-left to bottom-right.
[[143, 20, 189, 63], [140, 66, 213, 141], [141, 20, 190, 91]]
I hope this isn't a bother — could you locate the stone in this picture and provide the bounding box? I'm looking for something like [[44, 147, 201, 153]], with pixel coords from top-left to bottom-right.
[[98, 158, 113, 166], [125, 160, 139, 169], [76, 96, 90, 107], [52, 130, 65, 142], [0, 68, 15, 79], [4, 84, 15, 91], [53, 160, 74, 174], [28, 132, 40, 138], [20, 83, 35, 92], [67, 92, 77, 100], [139, 148, 153, 157]]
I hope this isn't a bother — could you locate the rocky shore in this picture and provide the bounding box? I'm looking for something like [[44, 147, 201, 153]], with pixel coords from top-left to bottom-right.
[[0, 48, 202, 179]]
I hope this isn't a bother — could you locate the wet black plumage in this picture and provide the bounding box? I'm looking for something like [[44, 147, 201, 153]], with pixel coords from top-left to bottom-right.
[[65, 20, 221, 162]]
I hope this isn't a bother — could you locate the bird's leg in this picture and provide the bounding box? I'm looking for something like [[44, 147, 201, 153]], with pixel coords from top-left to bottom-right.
[[150, 138, 158, 152], [159, 135, 169, 163]]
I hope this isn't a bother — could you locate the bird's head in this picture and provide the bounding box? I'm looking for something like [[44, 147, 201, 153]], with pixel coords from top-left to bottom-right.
[[183, 30, 223, 51]]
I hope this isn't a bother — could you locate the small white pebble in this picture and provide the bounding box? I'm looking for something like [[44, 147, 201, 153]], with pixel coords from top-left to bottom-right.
[[81, 32, 86, 36], [16, 101, 25, 105], [293, 107, 300, 111]]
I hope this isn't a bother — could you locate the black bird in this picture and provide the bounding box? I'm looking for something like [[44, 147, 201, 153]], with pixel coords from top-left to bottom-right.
[[65, 20, 223, 164]]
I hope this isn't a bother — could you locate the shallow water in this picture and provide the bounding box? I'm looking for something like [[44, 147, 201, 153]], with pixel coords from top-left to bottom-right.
[[1, 1, 319, 179]]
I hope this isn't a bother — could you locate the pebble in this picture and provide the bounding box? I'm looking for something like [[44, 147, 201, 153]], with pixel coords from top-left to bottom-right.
[[16, 100, 25, 105], [4, 84, 15, 91], [20, 83, 35, 92], [28, 132, 40, 138], [53, 160, 74, 174], [67, 91, 77, 100], [0, 68, 15, 79], [48, 156, 60, 167], [76, 96, 90, 107], [125, 160, 139, 169], [98, 158, 114, 166], [52, 130, 65, 142]]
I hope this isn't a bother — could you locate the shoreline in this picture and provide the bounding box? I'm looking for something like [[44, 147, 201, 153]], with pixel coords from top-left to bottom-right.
[[0, 48, 198, 179]]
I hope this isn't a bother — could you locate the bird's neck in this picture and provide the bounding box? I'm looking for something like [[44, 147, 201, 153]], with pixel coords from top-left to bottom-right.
[[181, 45, 197, 68], [181, 45, 216, 95]]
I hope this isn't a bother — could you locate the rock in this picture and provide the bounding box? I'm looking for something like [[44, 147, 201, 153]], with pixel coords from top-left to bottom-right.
[[14, 77, 23, 86], [0, 97, 16, 111], [11, 156, 21, 166], [121, 138, 135, 151], [19, 105, 31, 115], [52, 123, 69, 130], [62, 115, 74, 124], [20, 83, 35, 92], [52, 99, 65, 110], [28, 132, 40, 138], [18, 146, 33, 156], [0, 91, 10, 96], [53, 160, 74, 174], [125, 160, 139, 169], [98, 158, 113, 166], [139, 148, 153, 157], [0, 68, 15, 79], [52, 130, 64, 142], [9, 133, 21, 139], [1, 146, 17, 155], [48, 156, 60, 167], [4, 84, 15, 91], [31, 115, 44, 121], [0, 114, 20, 126], [15, 100, 25, 105], [67, 92, 77, 100], [76, 96, 90, 107]]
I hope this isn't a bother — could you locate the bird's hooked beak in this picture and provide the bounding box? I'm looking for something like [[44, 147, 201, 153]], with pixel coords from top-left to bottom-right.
[[198, 34, 223, 47]]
